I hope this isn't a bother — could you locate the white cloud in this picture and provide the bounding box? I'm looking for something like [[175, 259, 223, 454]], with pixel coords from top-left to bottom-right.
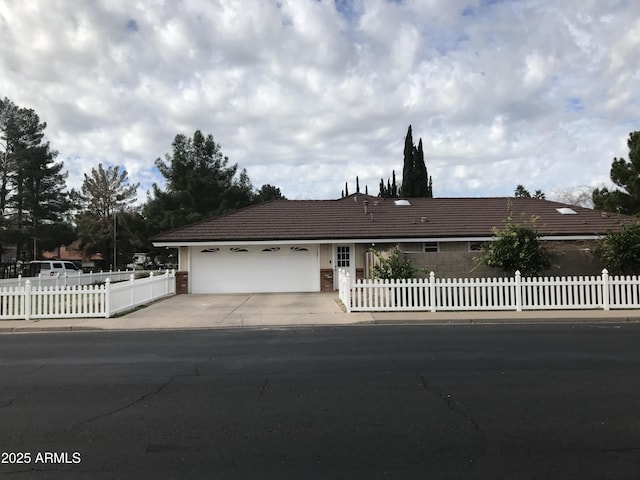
[[0, 0, 638, 204]]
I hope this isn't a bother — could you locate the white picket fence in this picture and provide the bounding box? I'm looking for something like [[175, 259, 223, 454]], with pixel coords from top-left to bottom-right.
[[338, 269, 640, 313], [0, 270, 176, 320], [0, 269, 145, 289]]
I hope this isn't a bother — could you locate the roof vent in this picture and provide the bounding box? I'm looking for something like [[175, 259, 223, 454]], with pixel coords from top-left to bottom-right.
[[556, 207, 577, 215], [394, 199, 411, 206]]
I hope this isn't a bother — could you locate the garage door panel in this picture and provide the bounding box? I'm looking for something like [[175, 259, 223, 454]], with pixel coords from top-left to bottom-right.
[[190, 245, 319, 294]]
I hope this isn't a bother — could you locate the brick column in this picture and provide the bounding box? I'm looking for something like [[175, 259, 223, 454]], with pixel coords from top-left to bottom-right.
[[175, 271, 189, 294], [320, 269, 334, 292]]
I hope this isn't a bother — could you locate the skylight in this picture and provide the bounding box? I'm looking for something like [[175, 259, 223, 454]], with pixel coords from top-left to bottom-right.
[[556, 207, 577, 215], [394, 199, 411, 206]]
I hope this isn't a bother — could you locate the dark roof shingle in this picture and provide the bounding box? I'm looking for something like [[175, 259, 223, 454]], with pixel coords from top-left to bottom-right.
[[152, 195, 632, 243]]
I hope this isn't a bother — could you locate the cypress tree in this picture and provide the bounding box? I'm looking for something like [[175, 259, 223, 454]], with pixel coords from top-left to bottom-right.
[[401, 125, 414, 196], [400, 126, 433, 198], [391, 170, 398, 197]]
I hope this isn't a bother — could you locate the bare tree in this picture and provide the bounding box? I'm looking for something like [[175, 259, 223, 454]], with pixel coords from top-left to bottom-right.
[[549, 185, 595, 209]]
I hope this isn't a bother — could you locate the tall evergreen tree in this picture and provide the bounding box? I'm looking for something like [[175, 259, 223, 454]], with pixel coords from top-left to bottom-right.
[[73, 163, 138, 269], [144, 130, 256, 233], [0, 98, 70, 259], [378, 170, 400, 198], [401, 125, 415, 196], [392, 170, 398, 197], [593, 131, 640, 214], [254, 184, 286, 203], [378, 178, 386, 197], [400, 125, 433, 197]]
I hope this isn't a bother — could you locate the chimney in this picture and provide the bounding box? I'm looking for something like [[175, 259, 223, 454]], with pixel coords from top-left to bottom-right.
[[363, 200, 369, 215]]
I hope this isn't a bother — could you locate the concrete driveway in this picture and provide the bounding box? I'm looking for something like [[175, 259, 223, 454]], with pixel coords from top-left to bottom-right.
[[120, 292, 371, 329]]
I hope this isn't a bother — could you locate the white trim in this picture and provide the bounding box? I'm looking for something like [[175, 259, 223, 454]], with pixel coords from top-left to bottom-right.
[[155, 234, 603, 248], [333, 244, 355, 290], [537, 235, 603, 241]]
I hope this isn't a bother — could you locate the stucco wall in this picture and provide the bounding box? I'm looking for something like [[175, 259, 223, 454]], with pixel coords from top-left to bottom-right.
[[381, 240, 606, 279], [319, 244, 332, 269], [178, 247, 189, 271], [319, 243, 368, 269]]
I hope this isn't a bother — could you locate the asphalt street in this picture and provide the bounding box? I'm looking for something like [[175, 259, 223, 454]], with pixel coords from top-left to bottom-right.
[[1, 323, 639, 479]]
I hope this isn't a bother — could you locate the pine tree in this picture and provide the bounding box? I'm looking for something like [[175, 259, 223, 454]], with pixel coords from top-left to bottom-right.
[[0, 98, 70, 259], [145, 130, 256, 232], [73, 163, 138, 269], [593, 131, 640, 214]]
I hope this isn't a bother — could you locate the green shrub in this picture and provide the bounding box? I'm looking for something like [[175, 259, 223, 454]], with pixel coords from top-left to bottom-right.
[[475, 203, 551, 276], [594, 221, 640, 274], [370, 246, 417, 280]]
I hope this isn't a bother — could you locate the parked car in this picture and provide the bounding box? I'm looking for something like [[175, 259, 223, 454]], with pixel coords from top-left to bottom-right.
[[28, 260, 82, 277]]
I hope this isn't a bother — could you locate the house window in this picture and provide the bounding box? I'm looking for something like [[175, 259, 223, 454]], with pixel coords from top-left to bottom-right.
[[261, 247, 280, 252], [336, 246, 350, 268], [200, 248, 219, 253], [290, 247, 309, 252], [468, 241, 486, 252], [230, 247, 249, 253], [423, 242, 439, 253]]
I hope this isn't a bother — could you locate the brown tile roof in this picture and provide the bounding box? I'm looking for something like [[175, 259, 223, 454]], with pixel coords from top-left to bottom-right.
[[152, 194, 634, 244]]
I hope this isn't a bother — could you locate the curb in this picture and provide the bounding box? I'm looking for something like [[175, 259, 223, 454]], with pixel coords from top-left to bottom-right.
[[367, 316, 640, 325], [0, 326, 105, 333], [2, 317, 640, 333]]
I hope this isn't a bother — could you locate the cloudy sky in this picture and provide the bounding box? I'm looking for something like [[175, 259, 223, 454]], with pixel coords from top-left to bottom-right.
[[1, 0, 639, 202]]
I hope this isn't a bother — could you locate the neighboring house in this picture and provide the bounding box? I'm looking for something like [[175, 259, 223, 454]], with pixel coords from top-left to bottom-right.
[[42, 240, 104, 271], [152, 194, 632, 294]]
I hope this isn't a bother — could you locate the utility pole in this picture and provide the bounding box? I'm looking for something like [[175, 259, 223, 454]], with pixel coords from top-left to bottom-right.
[[112, 210, 117, 271]]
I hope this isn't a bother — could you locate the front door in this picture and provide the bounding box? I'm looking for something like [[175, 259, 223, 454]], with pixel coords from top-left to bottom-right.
[[334, 244, 355, 289]]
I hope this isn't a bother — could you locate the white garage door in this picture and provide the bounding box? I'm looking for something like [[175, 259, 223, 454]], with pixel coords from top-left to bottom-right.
[[190, 245, 320, 294]]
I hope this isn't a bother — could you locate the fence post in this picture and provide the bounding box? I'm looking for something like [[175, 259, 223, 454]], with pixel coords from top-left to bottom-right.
[[515, 270, 522, 312], [24, 280, 31, 321], [104, 278, 111, 318], [602, 269, 610, 311], [130, 273, 135, 308], [344, 271, 352, 313], [429, 271, 436, 312]]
